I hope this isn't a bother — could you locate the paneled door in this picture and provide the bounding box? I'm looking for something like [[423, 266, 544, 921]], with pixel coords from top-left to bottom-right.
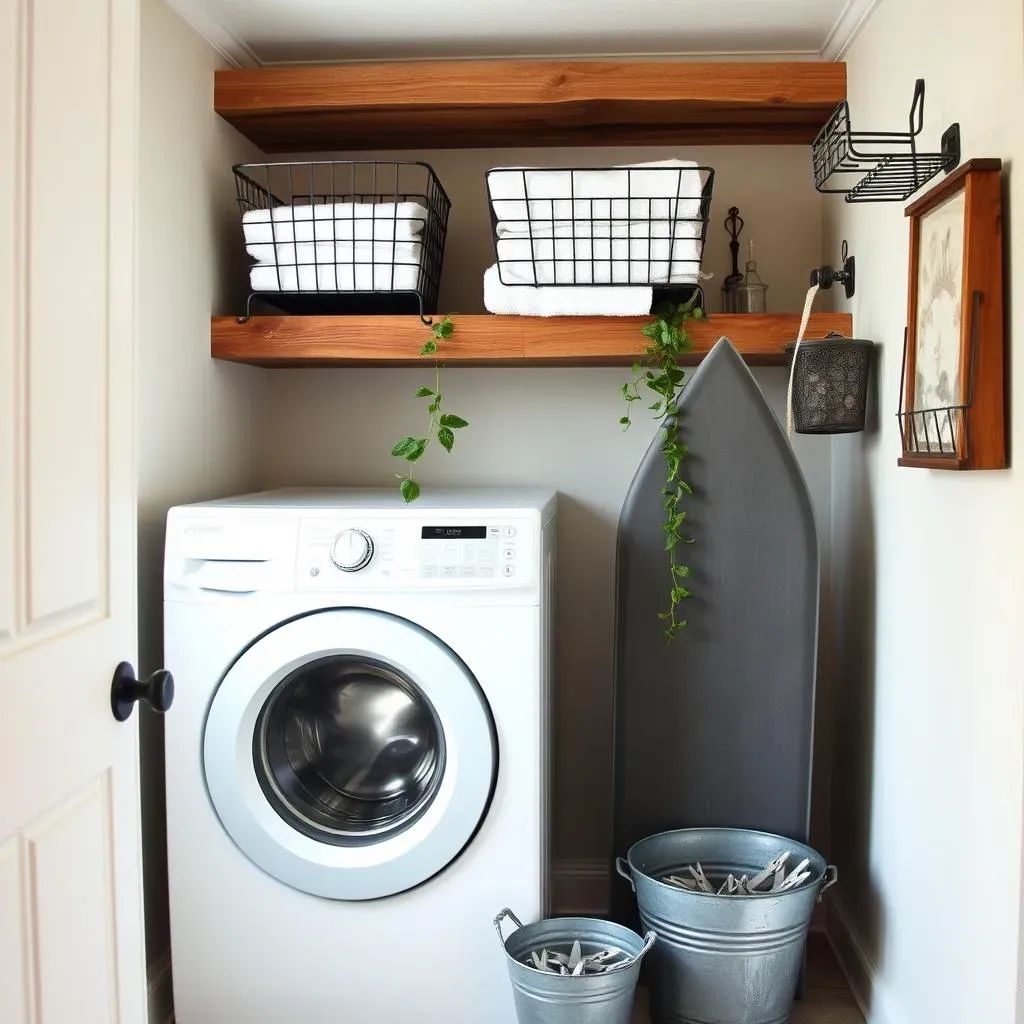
[[0, 0, 147, 1022]]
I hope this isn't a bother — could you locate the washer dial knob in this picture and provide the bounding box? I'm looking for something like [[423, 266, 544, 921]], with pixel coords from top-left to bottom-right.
[[330, 529, 374, 572]]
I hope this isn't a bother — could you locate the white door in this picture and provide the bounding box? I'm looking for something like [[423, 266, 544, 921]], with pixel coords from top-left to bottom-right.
[[0, 0, 147, 1022]]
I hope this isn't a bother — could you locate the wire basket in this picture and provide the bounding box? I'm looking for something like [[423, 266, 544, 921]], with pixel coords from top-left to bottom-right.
[[812, 79, 960, 203], [485, 163, 714, 299], [234, 160, 451, 320], [785, 333, 874, 434]]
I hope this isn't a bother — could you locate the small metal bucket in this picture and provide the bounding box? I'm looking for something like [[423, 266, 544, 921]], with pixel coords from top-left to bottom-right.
[[617, 828, 837, 1024], [495, 908, 655, 1024]]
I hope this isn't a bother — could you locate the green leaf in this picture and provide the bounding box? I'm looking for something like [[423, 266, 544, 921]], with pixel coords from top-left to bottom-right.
[[437, 426, 455, 452], [406, 438, 428, 462], [673, 564, 691, 578], [672, 586, 692, 603], [391, 436, 418, 458], [619, 416, 631, 428], [400, 478, 421, 503], [630, 362, 642, 375], [693, 308, 704, 320], [640, 322, 659, 339], [414, 386, 434, 398], [677, 479, 694, 496], [427, 399, 440, 414], [433, 317, 455, 340], [420, 339, 438, 356], [439, 413, 469, 429]]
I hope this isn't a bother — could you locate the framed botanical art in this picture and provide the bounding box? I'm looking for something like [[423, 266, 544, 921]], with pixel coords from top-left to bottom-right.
[[899, 159, 1005, 469]]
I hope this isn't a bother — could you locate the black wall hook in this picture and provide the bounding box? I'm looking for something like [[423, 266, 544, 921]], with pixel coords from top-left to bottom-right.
[[811, 240, 856, 300]]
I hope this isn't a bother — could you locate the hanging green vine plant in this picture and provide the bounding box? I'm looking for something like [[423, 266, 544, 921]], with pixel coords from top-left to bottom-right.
[[391, 316, 468, 502], [620, 294, 702, 640]]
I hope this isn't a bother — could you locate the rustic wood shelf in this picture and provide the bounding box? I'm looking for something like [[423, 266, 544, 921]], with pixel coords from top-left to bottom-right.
[[214, 60, 847, 151], [211, 313, 853, 368]]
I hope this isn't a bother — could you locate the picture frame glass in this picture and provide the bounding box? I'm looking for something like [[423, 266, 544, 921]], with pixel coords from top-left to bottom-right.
[[912, 187, 966, 452]]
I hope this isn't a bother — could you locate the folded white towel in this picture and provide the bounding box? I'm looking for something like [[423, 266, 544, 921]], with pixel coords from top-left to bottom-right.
[[483, 264, 652, 317], [487, 160, 704, 225], [495, 217, 703, 241], [246, 239, 423, 268], [494, 235, 702, 286], [251, 262, 421, 293], [242, 202, 428, 244]]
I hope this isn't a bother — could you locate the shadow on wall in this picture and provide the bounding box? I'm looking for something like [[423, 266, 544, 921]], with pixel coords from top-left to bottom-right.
[[829, 362, 885, 993]]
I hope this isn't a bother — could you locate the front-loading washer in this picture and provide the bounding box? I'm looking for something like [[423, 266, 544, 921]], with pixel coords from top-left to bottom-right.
[[163, 487, 555, 1024]]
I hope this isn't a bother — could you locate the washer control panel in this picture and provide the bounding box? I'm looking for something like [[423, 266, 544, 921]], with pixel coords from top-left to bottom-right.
[[297, 517, 532, 589]]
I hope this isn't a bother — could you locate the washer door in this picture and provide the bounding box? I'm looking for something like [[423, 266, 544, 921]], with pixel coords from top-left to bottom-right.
[[203, 609, 497, 900]]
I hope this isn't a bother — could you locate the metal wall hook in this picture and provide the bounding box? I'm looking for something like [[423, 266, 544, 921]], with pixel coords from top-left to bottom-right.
[[810, 240, 856, 299]]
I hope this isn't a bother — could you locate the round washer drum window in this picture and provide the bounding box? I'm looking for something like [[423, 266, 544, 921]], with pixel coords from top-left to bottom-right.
[[254, 655, 445, 844]]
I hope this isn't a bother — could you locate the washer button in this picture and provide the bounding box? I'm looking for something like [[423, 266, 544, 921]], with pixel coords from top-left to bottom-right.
[[504, 526, 518, 538], [502, 564, 516, 578], [502, 547, 516, 560], [442, 565, 459, 578]]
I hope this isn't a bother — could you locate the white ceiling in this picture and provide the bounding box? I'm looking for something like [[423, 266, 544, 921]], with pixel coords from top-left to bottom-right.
[[167, 0, 881, 67]]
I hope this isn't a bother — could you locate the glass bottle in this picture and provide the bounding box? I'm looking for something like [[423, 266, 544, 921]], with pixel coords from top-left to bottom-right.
[[735, 240, 768, 314]]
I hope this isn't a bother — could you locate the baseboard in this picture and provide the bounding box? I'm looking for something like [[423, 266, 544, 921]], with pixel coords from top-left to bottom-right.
[[827, 895, 900, 1024], [147, 949, 174, 1024], [552, 858, 609, 915]]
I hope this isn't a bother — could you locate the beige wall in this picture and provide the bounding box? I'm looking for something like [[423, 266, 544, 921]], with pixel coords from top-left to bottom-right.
[[823, 3, 1024, 1021], [260, 145, 834, 893], [136, 0, 266, 993]]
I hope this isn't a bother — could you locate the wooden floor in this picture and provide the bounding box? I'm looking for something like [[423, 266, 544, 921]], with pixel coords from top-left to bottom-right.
[[631, 933, 864, 1023]]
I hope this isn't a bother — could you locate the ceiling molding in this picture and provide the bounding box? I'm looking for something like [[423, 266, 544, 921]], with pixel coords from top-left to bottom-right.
[[820, 0, 883, 60], [163, 0, 260, 68], [256, 49, 822, 67]]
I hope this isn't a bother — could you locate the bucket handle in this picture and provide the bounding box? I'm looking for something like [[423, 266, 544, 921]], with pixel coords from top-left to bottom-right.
[[817, 865, 839, 902], [493, 907, 525, 946], [615, 856, 636, 893], [636, 930, 657, 963]]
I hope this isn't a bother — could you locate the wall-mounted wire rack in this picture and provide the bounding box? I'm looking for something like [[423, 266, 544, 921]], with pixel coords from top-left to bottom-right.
[[812, 79, 960, 203], [896, 291, 980, 468]]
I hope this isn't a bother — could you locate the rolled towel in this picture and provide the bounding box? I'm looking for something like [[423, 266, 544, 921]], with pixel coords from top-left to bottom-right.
[[243, 201, 428, 244], [483, 264, 652, 317]]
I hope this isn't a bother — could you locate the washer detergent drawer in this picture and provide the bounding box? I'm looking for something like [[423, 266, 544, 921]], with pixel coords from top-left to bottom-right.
[[203, 607, 497, 900]]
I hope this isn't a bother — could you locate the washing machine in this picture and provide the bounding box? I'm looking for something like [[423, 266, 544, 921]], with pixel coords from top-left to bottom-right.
[[163, 487, 555, 1024]]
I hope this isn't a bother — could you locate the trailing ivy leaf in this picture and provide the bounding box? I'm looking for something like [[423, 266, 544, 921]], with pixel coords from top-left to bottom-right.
[[400, 478, 421, 503], [440, 413, 469, 429], [672, 586, 692, 603], [433, 317, 455, 340], [438, 426, 455, 452], [677, 480, 694, 496], [414, 386, 434, 398], [640, 322, 659, 339], [420, 339, 438, 356], [406, 439, 428, 462], [620, 416, 631, 428], [673, 564, 691, 578], [427, 399, 440, 414], [391, 436, 418, 458]]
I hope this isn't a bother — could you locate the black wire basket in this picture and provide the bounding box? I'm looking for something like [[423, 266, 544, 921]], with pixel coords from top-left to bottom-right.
[[485, 163, 714, 301], [812, 79, 960, 204], [234, 160, 451, 320], [785, 334, 874, 434]]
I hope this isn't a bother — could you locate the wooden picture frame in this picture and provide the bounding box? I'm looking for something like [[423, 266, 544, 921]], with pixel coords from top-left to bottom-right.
[[899, 158, 1005, 470]]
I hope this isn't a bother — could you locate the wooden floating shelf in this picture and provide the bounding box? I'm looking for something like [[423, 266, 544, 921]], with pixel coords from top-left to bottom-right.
[[211, 313, 853, 368], [214, 60, 847, 151]]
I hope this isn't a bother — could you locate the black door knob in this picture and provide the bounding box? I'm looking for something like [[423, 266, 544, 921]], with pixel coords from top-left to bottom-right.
[[110, 662, 174, 722]]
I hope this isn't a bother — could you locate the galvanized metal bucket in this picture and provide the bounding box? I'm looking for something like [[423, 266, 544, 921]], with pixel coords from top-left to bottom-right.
[[617, 828, 838, 1024], [495, 908, 655, 1024]]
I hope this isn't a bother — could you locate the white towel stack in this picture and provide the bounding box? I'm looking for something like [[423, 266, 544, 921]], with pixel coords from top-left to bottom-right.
[[484, 160, 706, 314], [242, 202, 428, 293]]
